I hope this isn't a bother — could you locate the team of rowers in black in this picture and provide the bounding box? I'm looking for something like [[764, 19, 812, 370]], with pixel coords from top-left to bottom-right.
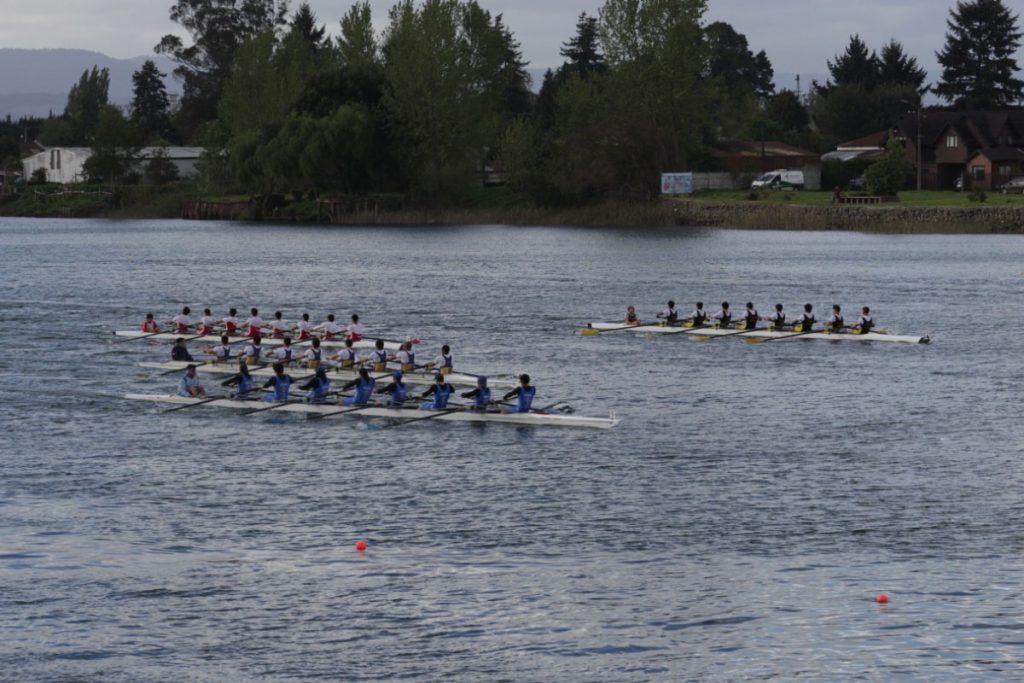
[[625, 301, 876, 334]]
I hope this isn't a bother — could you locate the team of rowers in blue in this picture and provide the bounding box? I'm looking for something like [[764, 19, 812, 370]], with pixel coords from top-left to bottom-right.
[[625, 301, 876, 334]]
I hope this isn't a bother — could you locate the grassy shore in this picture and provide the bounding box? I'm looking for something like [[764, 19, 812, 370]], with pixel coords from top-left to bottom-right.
[[683, 189, 1024, 208]]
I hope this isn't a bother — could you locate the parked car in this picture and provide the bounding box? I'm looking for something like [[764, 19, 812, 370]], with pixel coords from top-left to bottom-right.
[[750, 169, 805, 191], [999, 177, 1024, 194]]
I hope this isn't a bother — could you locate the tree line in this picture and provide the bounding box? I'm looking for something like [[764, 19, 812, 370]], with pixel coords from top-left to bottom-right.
[[1, 0, 1021, 202]]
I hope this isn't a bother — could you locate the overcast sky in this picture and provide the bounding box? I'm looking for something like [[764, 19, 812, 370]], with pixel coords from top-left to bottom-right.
[[2, 0, 1022, 86]]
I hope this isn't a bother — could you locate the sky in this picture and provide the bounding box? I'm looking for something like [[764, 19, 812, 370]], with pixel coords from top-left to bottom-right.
[[1, 0, 1021, 87]]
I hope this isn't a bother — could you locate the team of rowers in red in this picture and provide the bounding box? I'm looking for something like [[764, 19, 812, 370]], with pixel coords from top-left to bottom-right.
[[142, 307, 367, 341], [624, 301, 876, 334]]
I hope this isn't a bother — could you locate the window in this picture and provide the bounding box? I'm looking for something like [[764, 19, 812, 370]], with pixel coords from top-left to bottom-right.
[[55, 150, 60, 170], [946, 135, 959, 148], [973, 165, 985, 181], [998, 164, 1012, 177], [49, 150, 55, 170]]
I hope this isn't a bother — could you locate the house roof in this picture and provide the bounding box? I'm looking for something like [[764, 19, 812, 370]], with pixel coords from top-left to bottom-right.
[[836, 131, 888, 150], [970, 146, 1024, 162], [710, 140, 818, 159]]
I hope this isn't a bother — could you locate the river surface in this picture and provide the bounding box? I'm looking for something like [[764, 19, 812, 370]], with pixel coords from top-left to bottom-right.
[[2, 218, 1024, 681]]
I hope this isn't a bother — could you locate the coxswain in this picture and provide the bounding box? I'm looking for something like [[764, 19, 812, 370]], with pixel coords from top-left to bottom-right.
[[294, 313, 313, 340], [368, 339, 389, 372], [501, 374, 536, 414], [205, 334, 233, 363], [740, 302, 759, 330], [624, 306, 640, 326], [656, 301, 679, 324], [268, 310, 289, 338], [300, 367, 331, 403], [330, 338, 358, 369], [222, 307, 239, 336], [766, 303, 787, 329], [177, 364, 206, 397], [169, 306, 193, 333], [427, 344, 454, 374], [221, 360, 255, 399], [712, 302, 732, 328], [378, 371, 409, 406], [315, 313, 343, 341], [244, 308, 264, 337], [262, 362, 293, 402], [420, 373, 454, 410], [461, 376, 491, 411], [852, 306, 875, 334], [303, 337, 323, 369], [141, 312, 160, 333], [346, 314, 366, 341], [392, 341, 416, 372], [265, 336, 295, 362], [341, 368, 376, 406], [687, 302, 708, 327], [171, 337, 194, 362], [197, 308, 216, 335], [241, 334, 264, 365], [825, 305, 844, 333], [794, 304, 816, 332]]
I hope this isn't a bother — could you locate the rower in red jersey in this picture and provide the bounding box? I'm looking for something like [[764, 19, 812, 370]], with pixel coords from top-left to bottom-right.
[[244, 308, 264, 337], [316, 314, 342, 341], [222, 308, 239, 336], [294, 313, 313, 340], [168, 306, 193, 333], [268, 310, 289, 338], [346, 314, 365, 342], [141, 312, 160, 332], [197, 308, 216, 335]]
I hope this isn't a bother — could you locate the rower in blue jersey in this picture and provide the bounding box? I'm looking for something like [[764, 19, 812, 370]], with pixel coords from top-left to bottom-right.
[[378, 371, 409, 406], [369, 339, 389, 372], [240, 334, 264, 365], [300, 367, 331, 403], [501, 374, 536, 414], [420, 374, 454, 410], [461, 376, 491, 411], [177, 364, 206, 398], [341, 368, 376, 406], [391, 341, 416, 372], [302, 337, 322, 369], [204, 334, 233, 363], [428, 345, 454, 374], [221, 360, 255, 399], [261, 362, 293, 402], [330, 338, 358, 369]]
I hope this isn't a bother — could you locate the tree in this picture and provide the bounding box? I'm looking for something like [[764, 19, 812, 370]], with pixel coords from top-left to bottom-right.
[[705, 22, 773, 100], [290, 2, 327, 52], [82, 106, 143, 184], [144, 147, 181, 184], [865, 132, 912, 195], [65, 67, 110, 143], [934, 0, 1023, 108], [560, 12, 606, 80], [156, 0, 289, 138], [131, 60, 173, 141], [824, 35, 878, 90], [765, 89, 809, 133], [877, 39, 927, 91]]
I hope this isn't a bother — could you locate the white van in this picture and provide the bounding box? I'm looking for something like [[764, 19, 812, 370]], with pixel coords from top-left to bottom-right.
[[751, 169, 804, 190]]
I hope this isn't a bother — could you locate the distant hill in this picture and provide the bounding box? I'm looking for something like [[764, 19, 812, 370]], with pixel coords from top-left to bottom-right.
[[0, 49, 179, 119]]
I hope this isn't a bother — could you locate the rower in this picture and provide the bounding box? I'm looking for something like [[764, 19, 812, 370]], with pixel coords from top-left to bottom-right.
[[316, 313, 343, 341], [177, 364, 206, 397], [171, 337, 194, 362], [378, 371, 409, 406], [299, 367, 331, 403], [303, 337, 323, 369], [169, 306, 193, 333], [241, 334, 264, 365], [825, 305, 844, 333], [420, 373, 454, 410], [794, 303, 816, 332], [461, 376, 491, 411], [687, 302, 708, 327], [330, 338, 358, 369], [346, 314, 365, 342], [268, 310, 289, 338], [501, 374, 536, 414], [205, 334, 233, 363], [712, 302, 732, 328], [767, 303, 787, 329], [427, 345, 454, 374], [341, 368, 376, 406], [656, 300, 679, 324], [221, 360, 255, 399], [222, 308, 239, 336], [624, 306, 640, 326], [265, 336, 295, 362], [244, 308, 264, 337], [197, 308, 216, 335], [262, 362, 293, 402], [294, 313, 313, 340], [740, 302, 759, 330], [368, 339, 389, 372], [852, 306, 875, 334], [141, 312, 160, 333], [392, 341, 416, 372]]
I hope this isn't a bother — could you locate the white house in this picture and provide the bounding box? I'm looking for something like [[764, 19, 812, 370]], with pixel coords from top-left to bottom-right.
[[22, 146, 205, 183]]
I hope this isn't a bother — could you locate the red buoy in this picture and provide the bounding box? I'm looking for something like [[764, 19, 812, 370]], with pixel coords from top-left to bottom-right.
[[355, 540, 368, 552], [875, 594, 889, 604]]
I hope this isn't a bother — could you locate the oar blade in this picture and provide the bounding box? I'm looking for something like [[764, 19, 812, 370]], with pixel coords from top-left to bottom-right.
[[579, 328, 601, 336]]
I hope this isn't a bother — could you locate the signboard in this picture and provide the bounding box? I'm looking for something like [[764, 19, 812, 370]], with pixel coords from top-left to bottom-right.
[[661, 172, 693, 195]]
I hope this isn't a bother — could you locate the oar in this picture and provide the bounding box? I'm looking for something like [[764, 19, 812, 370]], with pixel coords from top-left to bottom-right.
[[306, 399, 373, 421], [162, 393, 228, 412], [579, 322, 645, 336], [745, 327, 821, 344], [157, 358, 229, 376], [241, 397, 307, 416], [377, 405, 464, 429]]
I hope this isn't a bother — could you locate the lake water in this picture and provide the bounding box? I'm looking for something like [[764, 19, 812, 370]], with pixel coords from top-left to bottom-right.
[[3, 218, 1024, 681]]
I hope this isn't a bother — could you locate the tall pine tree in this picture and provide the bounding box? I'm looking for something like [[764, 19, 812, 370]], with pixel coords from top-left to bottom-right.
[[878, 39, 927, 91], [825, 35, 878, 90], [131, 60, 172, 141], [935, 0, 1023, 109]]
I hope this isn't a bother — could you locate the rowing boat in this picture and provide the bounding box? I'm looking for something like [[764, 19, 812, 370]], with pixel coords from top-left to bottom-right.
[[138, 361, 519, 389], [125, 394, 620, 429], [114, 331, 402, 350], [584, 322, 930, 344]]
